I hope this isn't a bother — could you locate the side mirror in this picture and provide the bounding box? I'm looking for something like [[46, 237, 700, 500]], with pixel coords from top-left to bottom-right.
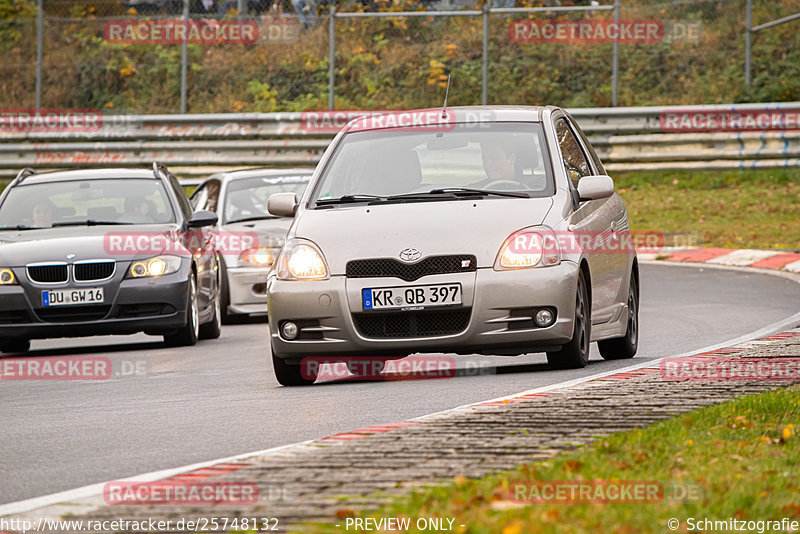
[[267, 192, 298, 218], [187, 209, 218, 228], [577, 175, 614, 201]]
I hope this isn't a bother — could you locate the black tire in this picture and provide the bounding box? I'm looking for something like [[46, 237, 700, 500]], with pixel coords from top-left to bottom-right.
[[1, 339, 30, 353], [271, 344, 317, 386], [598, 273, 639, 360], [199, 290, 222, 340], [547, 269, 591, 370], [219, 260, 235, 325], [164, 276, 199, 347]]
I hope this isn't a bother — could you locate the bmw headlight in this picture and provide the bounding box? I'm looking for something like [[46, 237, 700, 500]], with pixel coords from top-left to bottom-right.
[[495, 227, 560, 270], [239, 247, 279, 268], [276, 239, 329, 280], [126, 255, 183, 279], [0, 268, 17, 285]]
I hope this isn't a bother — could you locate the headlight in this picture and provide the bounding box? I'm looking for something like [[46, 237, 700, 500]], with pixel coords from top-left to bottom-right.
[[239, 247, 279, 268], [276, 239, 329, 280], [495, 227, 560, 270], [0, 268, 17, 285], [126, 255, 182, 279]]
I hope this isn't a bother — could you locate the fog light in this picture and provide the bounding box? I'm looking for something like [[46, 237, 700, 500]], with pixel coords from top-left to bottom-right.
[[0, 269, 15, 285], [534, 308, 555, 327], [281, 321, 299, 340]]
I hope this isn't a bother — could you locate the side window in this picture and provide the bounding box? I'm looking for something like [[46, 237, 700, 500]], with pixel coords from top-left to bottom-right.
[[205, 180, 221, 213], [190, 185, 208, 211], [168, 176, 193, 220], [570, 117, 606, 176], [555, 118, 591, 189]]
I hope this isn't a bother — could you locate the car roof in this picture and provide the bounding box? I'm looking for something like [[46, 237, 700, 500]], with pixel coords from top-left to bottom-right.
[[15, 168, 159, 185], [213, 168, 315, 181], [341, 105, 558, 133]]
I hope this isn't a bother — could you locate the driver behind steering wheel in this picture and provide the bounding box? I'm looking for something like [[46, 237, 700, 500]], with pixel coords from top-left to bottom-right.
[[481, 141, 516, 183], [468, 137, 522, 190]]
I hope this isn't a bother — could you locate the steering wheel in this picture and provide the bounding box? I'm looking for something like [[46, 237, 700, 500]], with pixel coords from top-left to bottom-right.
[[484, 179, 525, 191]]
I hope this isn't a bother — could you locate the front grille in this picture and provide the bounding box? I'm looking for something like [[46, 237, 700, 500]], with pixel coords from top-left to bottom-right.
[[35, 305, 111, 323], [346, 255, 477, 282], [74, 261, 115, 281], [27, 264, 68, 283], [353, 309, 471, 338]]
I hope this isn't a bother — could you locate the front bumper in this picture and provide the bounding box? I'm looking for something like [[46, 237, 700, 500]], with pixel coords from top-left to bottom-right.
[[0, 270, 190, 340], [226, 266, 269, 315], [267, 261, 579, 362]]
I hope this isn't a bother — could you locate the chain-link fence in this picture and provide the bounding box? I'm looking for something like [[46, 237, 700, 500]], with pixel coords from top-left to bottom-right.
[[0, 0, 798, 113]]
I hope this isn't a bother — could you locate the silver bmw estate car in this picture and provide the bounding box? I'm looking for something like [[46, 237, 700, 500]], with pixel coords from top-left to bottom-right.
[[191, 168, 312, 321], [266, 106, 639, 386]]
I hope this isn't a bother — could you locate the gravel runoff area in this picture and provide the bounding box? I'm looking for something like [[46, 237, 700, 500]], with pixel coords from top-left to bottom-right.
[[4, 329, 800, 533]]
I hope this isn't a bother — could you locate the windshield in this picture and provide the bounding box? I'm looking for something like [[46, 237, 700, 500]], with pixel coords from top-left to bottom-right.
[[310, 122, 553, 204], [0, 179, 176, 229], [224, 175, 310, 223]]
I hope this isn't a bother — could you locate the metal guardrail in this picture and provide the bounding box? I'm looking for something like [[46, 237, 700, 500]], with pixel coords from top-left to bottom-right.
[[1, 103, 798, 180]]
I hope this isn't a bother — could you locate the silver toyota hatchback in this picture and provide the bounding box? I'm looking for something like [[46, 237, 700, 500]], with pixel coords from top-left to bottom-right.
[[266, 106, 639, 386]]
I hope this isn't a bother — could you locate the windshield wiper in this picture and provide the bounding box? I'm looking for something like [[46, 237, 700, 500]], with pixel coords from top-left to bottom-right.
[[426, 187, 529, 198], [370, 187, 530, 205], [315, 194, 385, 206], [226, 215, 279, 224], [51, 220, 135, 227], [0, 224, 47, 231]]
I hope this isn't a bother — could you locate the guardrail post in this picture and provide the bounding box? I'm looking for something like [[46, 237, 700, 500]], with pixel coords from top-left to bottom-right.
[[745, 0, 752, 90], [180, 0, 189, 113], [612, 0, 620, 106], [329, 6, 336, 110], [482, 1, 489, 105], [35, 0, 43, 110]]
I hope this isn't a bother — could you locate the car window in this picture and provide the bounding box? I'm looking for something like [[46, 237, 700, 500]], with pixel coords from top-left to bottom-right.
[[569, 117, 606, 176], [191, 180, 221, 213], [224, 175, 310, 224], [204, 180, 220, 212], [312, 122, 553, 200], [191, 185, 208, 211], [0, 179, 176, 227], [555, 118, 591, 189]]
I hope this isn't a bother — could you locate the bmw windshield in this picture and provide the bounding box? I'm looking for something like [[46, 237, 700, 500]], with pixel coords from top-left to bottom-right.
[[310, 122, 554, 207], [0, 179, 176, 229]]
